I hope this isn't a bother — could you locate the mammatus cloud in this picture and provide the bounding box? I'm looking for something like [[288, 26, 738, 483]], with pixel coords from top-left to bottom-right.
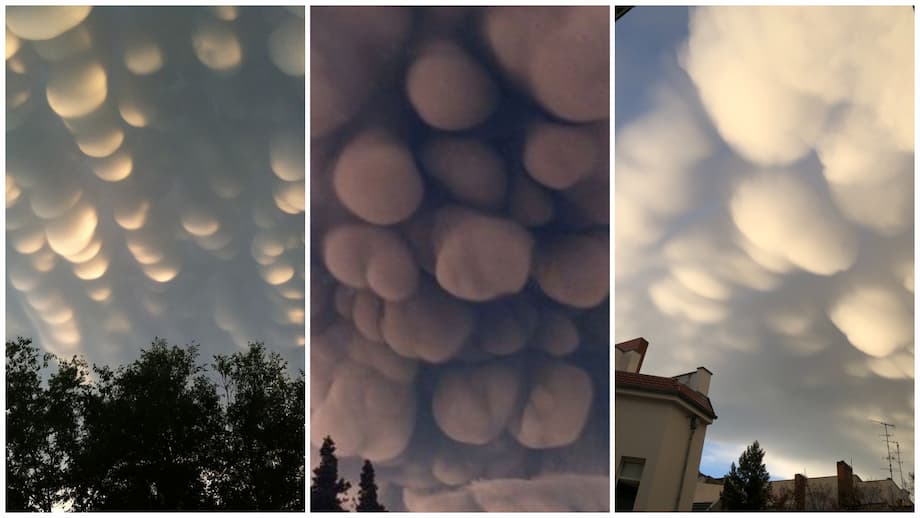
[[6, 6, 305, 371], [828, 283, 913, 358], [730, 171, 858, 276], [403, 474, 609, 512], [311, 6, 609, 511], [681, 6, 912, 167], [617, 5, 912, 484], [311, 325, 417, 462]]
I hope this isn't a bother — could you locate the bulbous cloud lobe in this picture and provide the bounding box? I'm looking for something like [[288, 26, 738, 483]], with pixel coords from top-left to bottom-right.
[[730, 171, 858, 276]]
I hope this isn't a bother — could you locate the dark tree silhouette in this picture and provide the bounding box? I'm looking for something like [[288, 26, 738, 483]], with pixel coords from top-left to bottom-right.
[[311, 436, 351, 511], [212, 343, 305, 510], [6, 338, 87, 511], [70, 339, 224, 510], [721, 440, 773, 510], [356, 459, 386, 512], [4, 337, 304, 511], [7, 337, 55, 511], [43, 354, 89, 510]]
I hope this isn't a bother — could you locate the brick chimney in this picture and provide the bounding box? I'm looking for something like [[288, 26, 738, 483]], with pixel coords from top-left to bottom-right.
[[837, 460, 855, 508], [794, 473, 807, 510]]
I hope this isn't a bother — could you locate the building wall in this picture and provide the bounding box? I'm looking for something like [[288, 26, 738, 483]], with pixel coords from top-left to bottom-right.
[[694, 480, 723, 506], [616, 392, 709, 511], [856, 479, 913, 507], [767, 475, 910, 510], [771, 476, 839, 510]]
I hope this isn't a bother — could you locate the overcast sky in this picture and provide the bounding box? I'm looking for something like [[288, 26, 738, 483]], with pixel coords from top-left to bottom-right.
[[616, 6, 913, 484], [311, 7, 609, 511], [6, 6, 305, 372]]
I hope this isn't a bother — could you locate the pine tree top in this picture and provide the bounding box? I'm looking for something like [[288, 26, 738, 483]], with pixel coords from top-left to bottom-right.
[[311, 436, 351, 512], [356, 459, 386, 512], [722, 440, 773, 510]]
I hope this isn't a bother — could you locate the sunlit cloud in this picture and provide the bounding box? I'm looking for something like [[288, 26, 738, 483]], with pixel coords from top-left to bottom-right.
[[7, 6, 305, 374], [617, 5, 913, 487]]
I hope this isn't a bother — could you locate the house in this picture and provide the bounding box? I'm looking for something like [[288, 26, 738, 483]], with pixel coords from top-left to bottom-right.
[[769, 460, 913, 511], [694, 460, 914, 511], [615, 337, 717, 511], [693, 473, 725, 511]]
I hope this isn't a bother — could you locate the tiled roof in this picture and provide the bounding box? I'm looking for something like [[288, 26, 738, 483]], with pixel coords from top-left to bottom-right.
[[616, 370, 717, 419], [615, 337, 649, 371]]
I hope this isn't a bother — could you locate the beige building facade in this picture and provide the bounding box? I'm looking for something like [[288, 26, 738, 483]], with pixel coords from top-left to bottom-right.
[[693, 473, 724, 511], [615, 338, 717, 512]]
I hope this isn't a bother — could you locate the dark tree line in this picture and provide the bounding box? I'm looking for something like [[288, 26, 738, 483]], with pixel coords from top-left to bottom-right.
[[6, 337, 305, 511], [311, 436, 386, 512]]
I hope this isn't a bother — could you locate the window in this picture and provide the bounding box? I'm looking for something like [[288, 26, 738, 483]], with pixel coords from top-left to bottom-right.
[[616, 458, 645, 511]]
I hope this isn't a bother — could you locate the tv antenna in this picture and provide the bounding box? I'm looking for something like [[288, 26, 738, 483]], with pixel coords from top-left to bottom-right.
[[870, 419, 896, 481], [895, 441, 906, 489]]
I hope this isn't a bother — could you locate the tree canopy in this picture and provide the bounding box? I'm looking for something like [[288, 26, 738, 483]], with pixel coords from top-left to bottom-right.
[[5, 337, 304, 511], [721, 440, 773, 510]]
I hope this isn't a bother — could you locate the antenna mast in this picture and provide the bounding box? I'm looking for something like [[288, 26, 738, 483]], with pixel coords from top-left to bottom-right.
[[895, 441, 906, 488], [871, 419, 896, 481]]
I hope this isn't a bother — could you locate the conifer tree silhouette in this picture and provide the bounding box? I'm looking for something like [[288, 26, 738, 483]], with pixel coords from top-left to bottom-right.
[[311, 436, 351, 511], [721, 440, 773, 510], [356, 459, 386, 512]]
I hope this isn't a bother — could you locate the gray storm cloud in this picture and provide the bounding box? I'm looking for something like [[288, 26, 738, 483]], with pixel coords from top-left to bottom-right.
[[312, 322, 417, 462], [420, 137, 507, 209], [432, 362, 522, 445], [6, 6, 305, 370], [681, 7, 912, 166], [406, 40, 499, 131], [332, 130, 424, 226], [617, 5, 912, 482], [432, 207, 533, 302], [403, 474, 609, 512], [730, 170, 858, 276], [311, 6, 609, 511], [507, 360, 594, 449]]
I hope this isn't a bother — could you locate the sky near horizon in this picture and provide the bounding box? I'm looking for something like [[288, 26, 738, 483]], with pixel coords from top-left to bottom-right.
[[6, 6, 306, 372], [311, 6, 609, 511], [616, 6, 914, 485]]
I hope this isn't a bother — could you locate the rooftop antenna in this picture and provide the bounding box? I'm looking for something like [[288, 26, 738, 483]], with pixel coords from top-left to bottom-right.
[[870, 419, 896, 481], [895, 442, 906, 489]]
